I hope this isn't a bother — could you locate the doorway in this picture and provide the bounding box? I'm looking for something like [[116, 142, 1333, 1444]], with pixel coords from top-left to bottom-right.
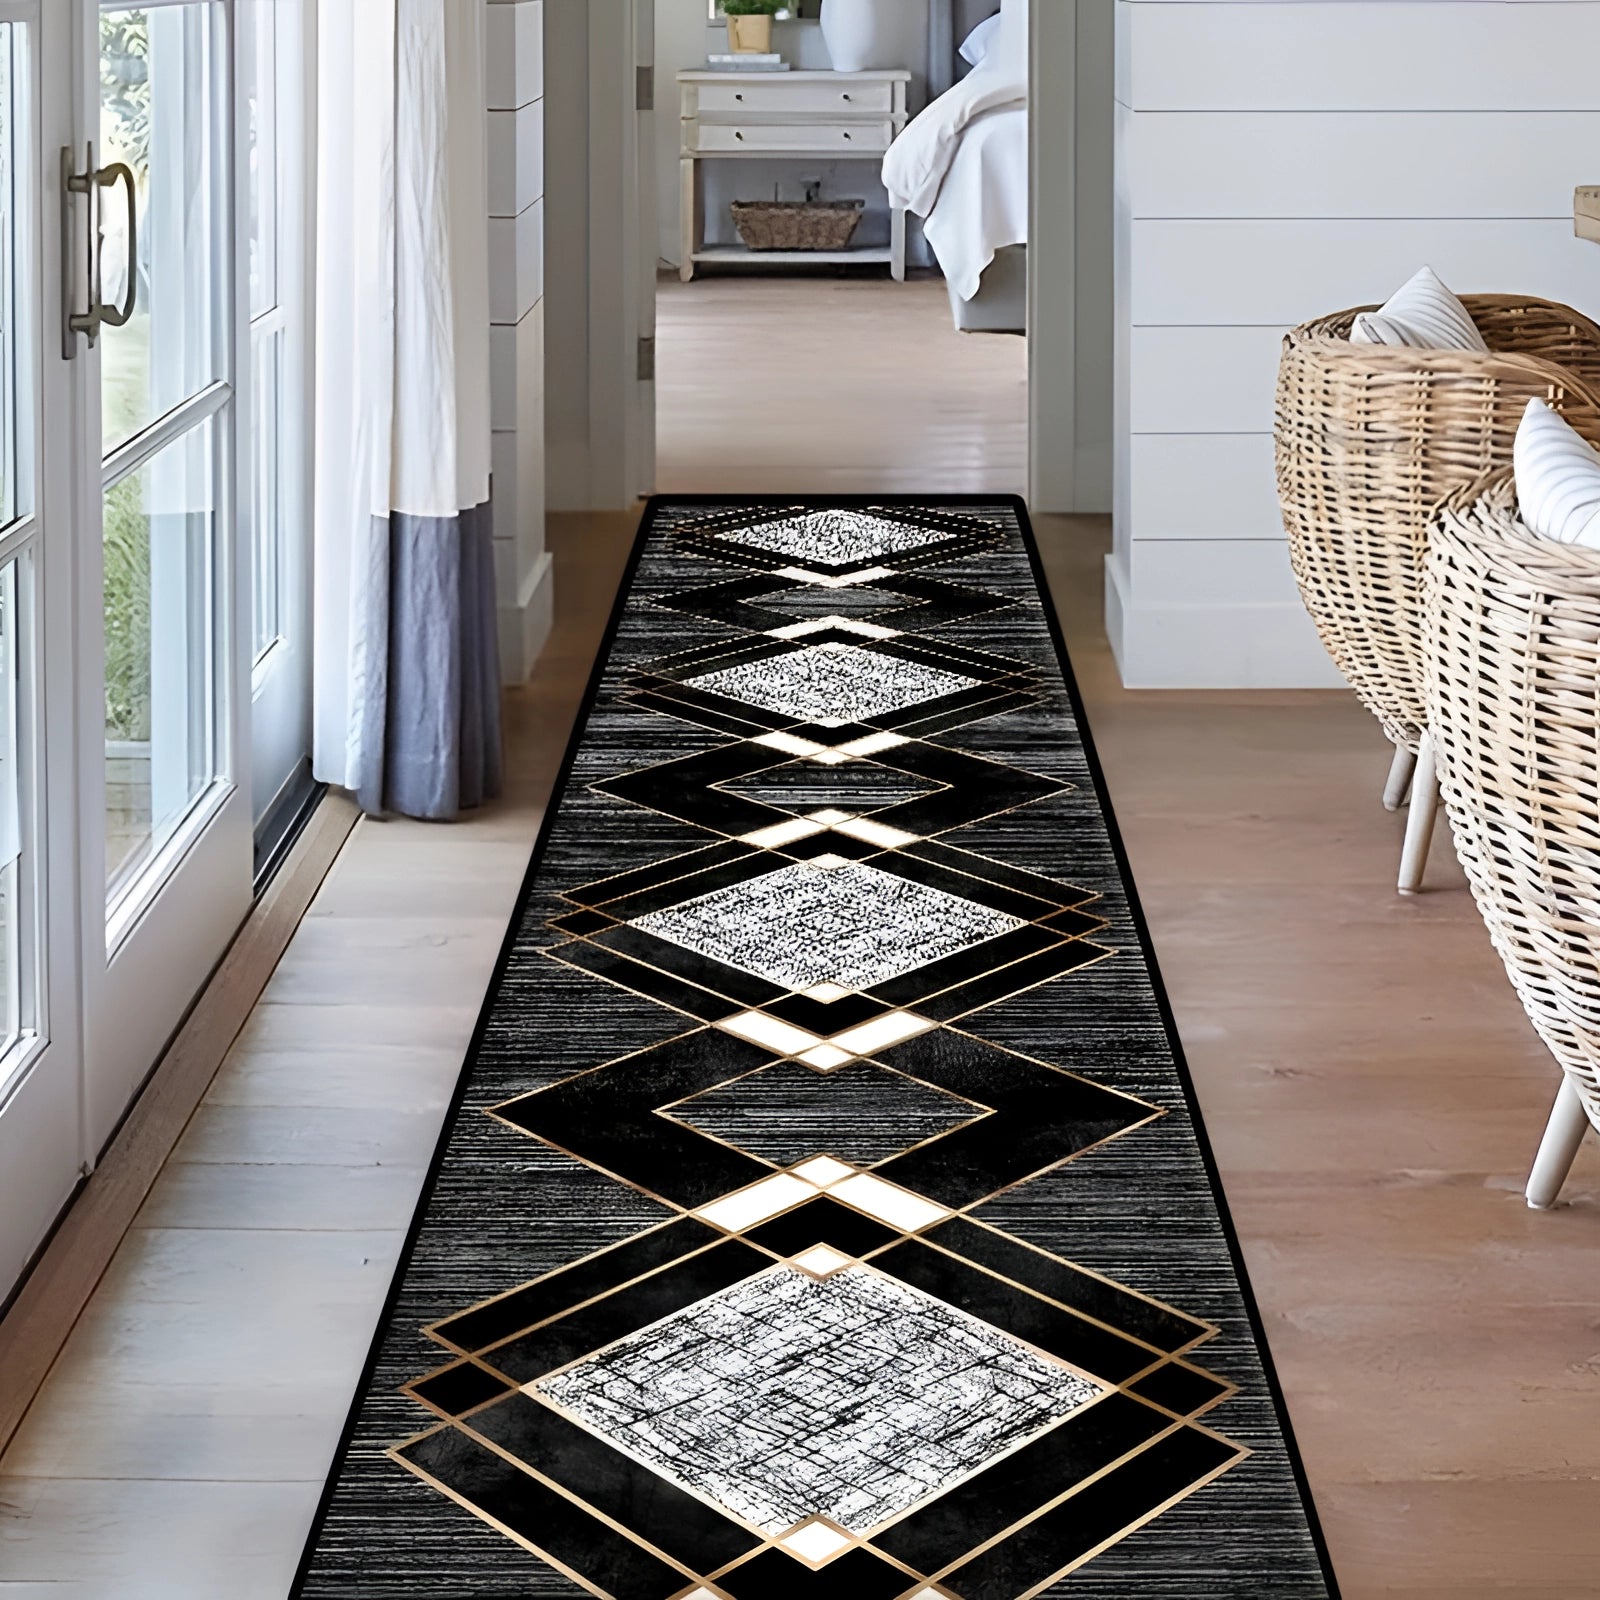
[[655, 0, 1029, 496], [0, 0, 313, 1303], [550, 0, 1110, 515]]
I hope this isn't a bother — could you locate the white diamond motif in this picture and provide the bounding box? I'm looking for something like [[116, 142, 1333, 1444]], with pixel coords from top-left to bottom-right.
[[531, 1264, 1103, 1536], [631, 860, 1024, 994], [718, 510, 942, 567], [686, 643, 976, 727]]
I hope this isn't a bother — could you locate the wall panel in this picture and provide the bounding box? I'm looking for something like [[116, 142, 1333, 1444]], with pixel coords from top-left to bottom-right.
[[1111, 0, 1600, 688]]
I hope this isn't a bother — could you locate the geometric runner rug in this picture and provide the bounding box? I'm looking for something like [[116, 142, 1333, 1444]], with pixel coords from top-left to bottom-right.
[[292, 499, 1342, 1598]]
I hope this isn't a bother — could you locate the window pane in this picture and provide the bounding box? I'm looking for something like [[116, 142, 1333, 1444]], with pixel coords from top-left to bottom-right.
[[100, 5, 224, 456], [0, 560, 22, 1057], [251, 322, 282, 659], [104, 420, 216, 900], [0, 23, 28, 531], [247, 0, 278, 320]]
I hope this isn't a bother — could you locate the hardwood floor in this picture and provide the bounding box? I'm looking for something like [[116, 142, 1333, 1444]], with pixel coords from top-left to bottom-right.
[[1036, 520, 1600, 1600], [2, 278, 1597, 1597], [655, 274, 1028, 497]]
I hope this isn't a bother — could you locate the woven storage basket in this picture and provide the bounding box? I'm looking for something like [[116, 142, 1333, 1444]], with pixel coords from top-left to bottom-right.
[[1275, 295, 1600, 754], [730, 199, 865, 252], [1427, 470, 1600, 1124]]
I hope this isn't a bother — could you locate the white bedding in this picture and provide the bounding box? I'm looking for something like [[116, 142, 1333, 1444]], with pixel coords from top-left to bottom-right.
[[880, 0, 1027, 302], [922, 104, 1027, 302]]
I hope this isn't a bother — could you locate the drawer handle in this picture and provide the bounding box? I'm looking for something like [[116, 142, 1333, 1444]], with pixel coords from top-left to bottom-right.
[[734, 130, 744, 140], [842, 131, 852, 140], [735, 92, 744, 101], [842, 92, 852, 102]]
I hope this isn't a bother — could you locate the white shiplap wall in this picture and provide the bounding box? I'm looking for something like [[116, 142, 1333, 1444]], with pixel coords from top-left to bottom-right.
[[487, 0, 552, 683], [1110, 0, 1600, 688]]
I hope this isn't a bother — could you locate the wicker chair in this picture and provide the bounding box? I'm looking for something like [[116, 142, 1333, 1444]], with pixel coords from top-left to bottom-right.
[[1275, 295, 1600, 893], [1426, 470, 1600, 1206]]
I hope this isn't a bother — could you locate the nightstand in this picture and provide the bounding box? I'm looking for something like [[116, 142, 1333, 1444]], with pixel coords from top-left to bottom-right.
[[678, 68, 912, 283]]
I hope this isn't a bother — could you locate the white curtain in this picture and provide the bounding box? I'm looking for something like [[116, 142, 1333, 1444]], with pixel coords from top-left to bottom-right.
[[313, 0, 501, 818]]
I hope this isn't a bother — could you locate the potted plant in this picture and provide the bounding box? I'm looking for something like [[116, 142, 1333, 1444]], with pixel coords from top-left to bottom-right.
[[722, 0, 784, 55]]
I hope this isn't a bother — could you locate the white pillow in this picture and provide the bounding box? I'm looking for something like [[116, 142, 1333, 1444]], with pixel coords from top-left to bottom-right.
[[959, 13, 1001, 66], [1349, 266, 1489, 353], [1514, 399, 1600, 548]]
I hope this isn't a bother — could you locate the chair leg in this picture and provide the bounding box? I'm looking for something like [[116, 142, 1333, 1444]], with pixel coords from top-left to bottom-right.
[[1397, 731, 1439, 895], [1383, 743, 1417, 813], [1526, 1078, 1591, 1210]]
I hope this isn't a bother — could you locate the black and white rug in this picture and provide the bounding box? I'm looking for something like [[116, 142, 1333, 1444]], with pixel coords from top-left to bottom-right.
[[293, 500, 1340, 1599]]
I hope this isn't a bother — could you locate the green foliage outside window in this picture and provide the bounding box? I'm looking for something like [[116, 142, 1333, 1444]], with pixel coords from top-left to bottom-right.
[[99, 13, 151, 744]]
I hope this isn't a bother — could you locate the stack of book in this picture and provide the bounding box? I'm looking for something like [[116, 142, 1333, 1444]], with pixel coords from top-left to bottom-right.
[[706, 53, 790, 71]]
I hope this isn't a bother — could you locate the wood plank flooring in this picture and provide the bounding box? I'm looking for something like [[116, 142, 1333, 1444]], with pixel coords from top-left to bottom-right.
[[655, 274, 1028, 497], [1035, 521, 1600, 1600], [2, 279, 1597, 1598]]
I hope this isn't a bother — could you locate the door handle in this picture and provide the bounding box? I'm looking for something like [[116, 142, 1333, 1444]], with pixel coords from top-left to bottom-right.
[[61, 145, 139, 358], [96, 163, 138, 331]]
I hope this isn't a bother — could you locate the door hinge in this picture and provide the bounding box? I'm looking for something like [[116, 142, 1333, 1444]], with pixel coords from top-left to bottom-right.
[[636, 65, 655, 112], [637, 335, 656, 383]]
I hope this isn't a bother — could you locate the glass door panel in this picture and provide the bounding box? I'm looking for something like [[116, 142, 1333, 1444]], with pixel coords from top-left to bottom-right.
[[97, 0, 226, 931], [103, 415, 215, 901], [250, 318, 282, 660], [0, 13, 41, 1081], [0, 18, 23, 527], [0, 560, 26, 1057], [243, 0, 310, 835], [98, 4, 223, 455]]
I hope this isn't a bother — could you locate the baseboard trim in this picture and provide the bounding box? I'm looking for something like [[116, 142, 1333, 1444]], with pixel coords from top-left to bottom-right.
[[0, 792, 360, 1458], [1105, 552, 1345, 689], [498, 551, 555, 686]]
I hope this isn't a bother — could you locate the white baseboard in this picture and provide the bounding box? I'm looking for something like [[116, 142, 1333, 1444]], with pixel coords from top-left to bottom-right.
[[498, 551, 554, 686], [1104, 552, 1345, 689]]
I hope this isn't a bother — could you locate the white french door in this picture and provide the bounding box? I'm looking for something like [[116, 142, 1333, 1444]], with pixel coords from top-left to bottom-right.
[[0, 0, 310, 1299], [0, 0, 84, 1297], [77, 0, 250, 1156]]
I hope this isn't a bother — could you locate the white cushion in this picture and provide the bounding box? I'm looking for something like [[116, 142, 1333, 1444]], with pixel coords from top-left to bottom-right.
[[1514, 398, 1600, 548], [959, 13, 1002, 66], [1349, 266, 1489, 353]]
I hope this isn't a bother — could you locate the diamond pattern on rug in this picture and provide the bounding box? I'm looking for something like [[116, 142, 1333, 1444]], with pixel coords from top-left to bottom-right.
[[761, 584, 914, 620], [630, 858, 1024, 994], [716, 760, 943, 815], [663, 1059, 987, 1167], [716, 510, 942, 567], [533, 1263, 1103, 1536], [686, 643, 977, 727]]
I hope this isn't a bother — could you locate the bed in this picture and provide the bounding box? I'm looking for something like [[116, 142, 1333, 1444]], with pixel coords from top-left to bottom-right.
[[882, 0, 1028, 333]]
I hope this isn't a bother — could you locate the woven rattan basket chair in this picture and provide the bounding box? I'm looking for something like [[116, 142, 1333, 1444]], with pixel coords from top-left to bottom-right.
[[1427, 470, 1600, 1206], [1276, 295, 1600, 893]]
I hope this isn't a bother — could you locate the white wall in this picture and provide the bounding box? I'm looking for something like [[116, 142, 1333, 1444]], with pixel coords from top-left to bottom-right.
[[486, 0, 552, 680], [1110, 0, 1600, 689], [653, 0, 932, 270]]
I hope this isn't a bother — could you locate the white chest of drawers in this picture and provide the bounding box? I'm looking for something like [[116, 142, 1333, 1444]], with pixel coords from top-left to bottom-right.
[[678, 69, 912, 282]]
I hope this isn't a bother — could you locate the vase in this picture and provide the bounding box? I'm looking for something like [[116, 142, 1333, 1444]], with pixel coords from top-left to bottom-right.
[[726, 14, 773, 54], [819, 0, 901, 72]]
